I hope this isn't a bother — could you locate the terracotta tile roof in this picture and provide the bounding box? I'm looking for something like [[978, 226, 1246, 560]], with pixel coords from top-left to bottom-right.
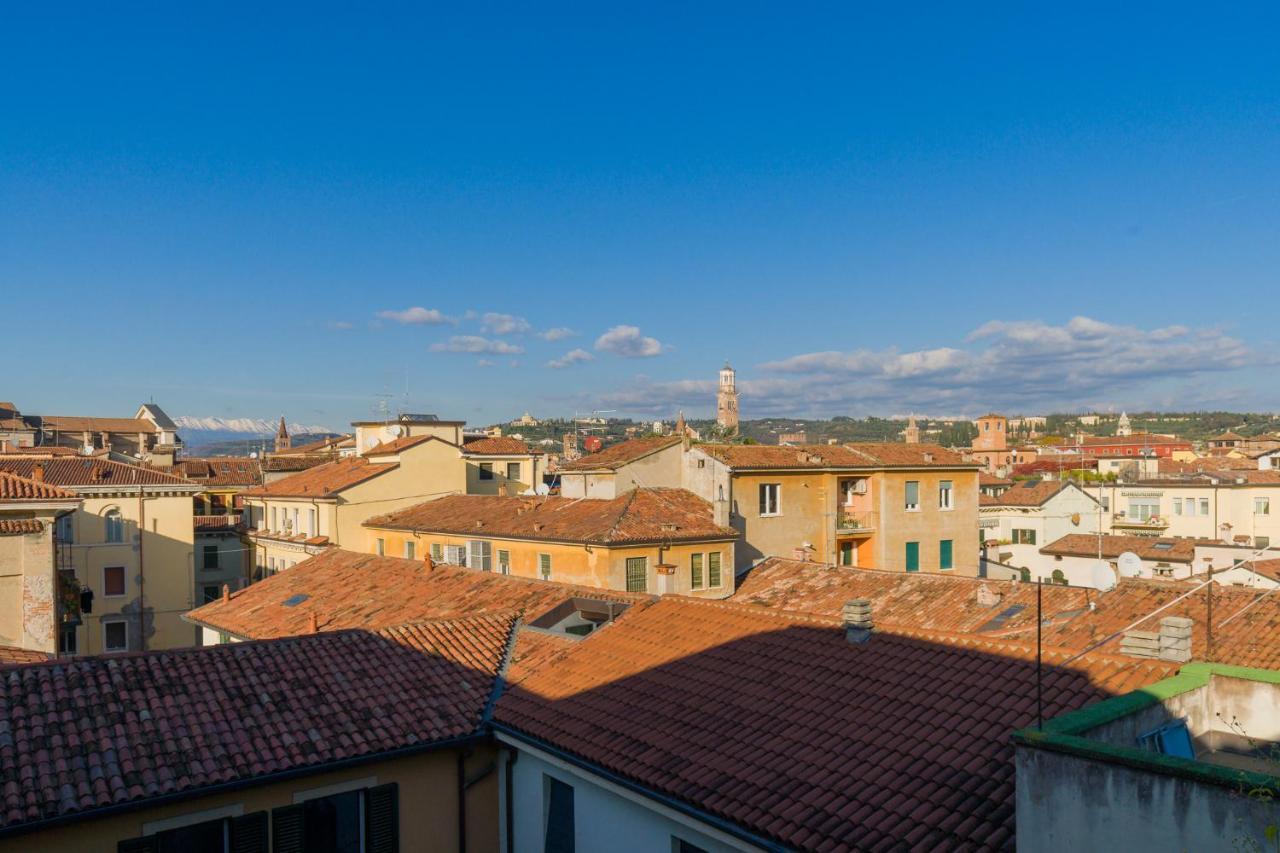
[[193, 514, 238, 532], [0, 646, 50, 666], [365, 489, 736, 545], [185, 548, 648, 640], [1157, 457, 1257, 474], [698, 441, 972, 470], [1078, 433, 1189, 447], [0, 459, 196, 489], [495, 596, 1173, 852], [0, 470, 78, 502], [462, 436, 539, 455], [37, 415, 157, 434], [983, 479, 1095, 508], [171, 457, 262, 487], [245, 529, 330, 547], [979, 472, 1013, 486], [1244, 558, 1280, 582], [506, 629, 576, 684], [0, 446, 80, 457], [1211, 431, 1246, 441], [0, 520, 45, 536], [361, 434, 439, 456], [0, 613, 515, 831], [558, 436, 682, 471], [1041, 533, 1208, 563], [279, 435, 351, 455], [242, 457, 398, 498], [263, 454, 333, 473]]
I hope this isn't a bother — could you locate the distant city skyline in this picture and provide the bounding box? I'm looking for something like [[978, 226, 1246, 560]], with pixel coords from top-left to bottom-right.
[[4, 6, 1279, 424]]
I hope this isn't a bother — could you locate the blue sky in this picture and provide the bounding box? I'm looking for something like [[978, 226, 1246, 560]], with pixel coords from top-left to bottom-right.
[[3, 4, 1279, 430]]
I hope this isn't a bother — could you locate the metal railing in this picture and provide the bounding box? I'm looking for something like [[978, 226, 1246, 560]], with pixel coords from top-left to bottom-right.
[[836, 509, 878, 533]]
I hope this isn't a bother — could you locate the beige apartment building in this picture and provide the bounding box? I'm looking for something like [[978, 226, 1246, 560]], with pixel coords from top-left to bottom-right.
[[0, 457, 200, 654], [1091, 470, 1280, 549], [460, 435, 545, 495]]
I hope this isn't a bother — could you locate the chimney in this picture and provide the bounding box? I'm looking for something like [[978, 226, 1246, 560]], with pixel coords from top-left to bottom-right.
[[32, 463, 44, 483], [424, 553, 435, 570], [1120, 629, 1161, 659], [713, 495, 729, 527], [221, 583, 231, 604], [843, 599, 873, 644], [975, 585, 1003, 608], [1159, 616, 1193, 662], [308, 612, 319, 634]]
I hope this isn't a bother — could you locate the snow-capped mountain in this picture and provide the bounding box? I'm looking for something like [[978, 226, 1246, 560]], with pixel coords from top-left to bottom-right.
[[174, 416, 335, 447]]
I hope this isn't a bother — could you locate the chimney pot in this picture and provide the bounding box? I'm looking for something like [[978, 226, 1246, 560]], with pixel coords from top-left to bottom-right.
[[221, 583, 230, 604], [843, 598, 874, 644], [308, 612, 319, 634]]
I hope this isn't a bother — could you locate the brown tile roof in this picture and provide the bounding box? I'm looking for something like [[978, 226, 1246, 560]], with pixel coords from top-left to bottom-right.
[[698, 441, 972, 470], [279, 435, 352, 455], [506, 628, 576, 684], [0, 646, 50, 666], [185, 548, 647, 640], [462, 436, 539, 455], [1157, 457, 1257, 474], [1078, 433, 1189, 447], [558, 436, 682, 471], [0, 613, 515, 830], [171, 457, 262, 487], [1041, 533, 1208, 563], [1211, 431, 1246, 441], [0, 470, 78, 502], [365, 489, 736, 545], [979, 472, 1013, 486], [193, 514, 238, 532], [983, 479, 1095, 508], [0, 446, 81, 457], [242, 457, 398, 498], [0, 458, 195, 489], [263, 454, 333, 472], [495, 596, 1173, 852], [37, 415, 157, 434], [0, 520, 44, 536]]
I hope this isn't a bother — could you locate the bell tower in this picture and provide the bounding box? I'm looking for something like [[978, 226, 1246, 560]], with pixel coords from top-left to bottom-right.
[[274, 416, 291, 452], [716, 362, 739, 435]]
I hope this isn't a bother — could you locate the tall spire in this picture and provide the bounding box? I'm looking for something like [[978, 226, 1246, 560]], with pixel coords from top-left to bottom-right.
[[274, 416, 291, 452]]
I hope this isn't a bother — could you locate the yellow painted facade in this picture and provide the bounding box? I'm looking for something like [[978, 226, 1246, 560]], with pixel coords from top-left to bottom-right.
[[464, 453, 544, 496]]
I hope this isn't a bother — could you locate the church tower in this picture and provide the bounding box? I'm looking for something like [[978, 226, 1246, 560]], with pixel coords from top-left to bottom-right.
[[1116, 412, 1132, 437], [274, 416, 291, 452], [716, 362, 739, 435], [904, 415, 920, 444]]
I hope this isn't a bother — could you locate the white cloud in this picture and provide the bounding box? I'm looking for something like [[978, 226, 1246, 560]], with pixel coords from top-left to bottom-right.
[[540, 327, 576, 342], [376, 306, 456, 326], [429, 335, 524, 355], [547, 348, 595, 369], [600, 316, 1258, 417], [595, 325, 665, 358], [480, 312, 532, 335]]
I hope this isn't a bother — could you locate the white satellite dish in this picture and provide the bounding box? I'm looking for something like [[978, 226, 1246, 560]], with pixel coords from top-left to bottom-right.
[[1117, 551, 1143, 578], [364, 436, 379, 449], [1091, 561, 1117, 592], [534, 483, 550, 496]]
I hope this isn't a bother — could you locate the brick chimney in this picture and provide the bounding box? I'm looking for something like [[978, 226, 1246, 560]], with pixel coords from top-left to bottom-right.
[[1159, 616, 1193, 662], [843, 599, 873, 644], [221, 583, 230, 604], [32, 463, 44, 483], [975, 585, 1003, 608]]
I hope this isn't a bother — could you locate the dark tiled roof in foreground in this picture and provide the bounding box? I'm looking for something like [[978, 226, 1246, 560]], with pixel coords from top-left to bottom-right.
[[0, 613, 515, 830], [495, 597, 1172, 852], [186, 548, 647, 639]]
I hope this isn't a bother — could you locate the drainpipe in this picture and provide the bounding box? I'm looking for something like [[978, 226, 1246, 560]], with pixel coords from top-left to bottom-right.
[[503, 747, 519, 853], [138, 485, 146, 652]]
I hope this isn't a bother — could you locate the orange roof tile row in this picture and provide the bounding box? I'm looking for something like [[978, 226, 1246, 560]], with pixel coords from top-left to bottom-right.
[[171, 457, 262, 487], [0, 459, 196, 489], [461, 436, 540, 456], [0, 520, 45, 536], [364, 488, 737, 545], [983, 479, 1095, 508], [0, 470, 79, 502], [0, 646, 50, 665], [558, 436, 682, 471], [1041, 533, 1208, 563], [242, 456, 397, 498], [37, 416, 156, 434], [698, 441, 973, 469]]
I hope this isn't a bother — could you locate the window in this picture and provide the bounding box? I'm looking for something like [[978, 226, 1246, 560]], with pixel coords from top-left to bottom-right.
[[201, 584, 222, 605], [104, 510, 124, 543], [375, 537, 385, 556], [758, 483, 781, 516], [271, 783, 398, 853], [403, 541, 415, 560], [103, 565, 126, 597], [1172, 498, 1183, 516], [445, 544, 467, 565], [905, 542, 919, 572], [431, 543, 443, 562], [708, 552, 722, 587], [1100, 496, 1110, 512], [59, 625, 77, 655], [507, 462, 521, 481], [673, 840, 710, 853], [839, 540, 854, 566], [539, 553, 552, 580], [103, 620, 127, 652], [468, 539, 493, 571], [498, 549, 510, 574], [543, 776, 574, 853], [1051, 569, 1067, 585], [202, 545, 218, 570], [1011, 529, 1037, 545], [1128, 498, 1159, 522], [691, 553, 704, 589], [625, 557, 647, 592], [119, 811, 268, 853], [307, 508, 317, 537], [1200, 498, 1210, 516], [479, 462, 494, 480], [940, 539, 953, 570], [1257, 536, 1271, 550], [55, 514, 73, 544], [905, 481, 920, 511], [268, 557, 277, 574], [1256, 498, 1271, 516], [938, 480, 953, 511], [271, 507, 278, 531]]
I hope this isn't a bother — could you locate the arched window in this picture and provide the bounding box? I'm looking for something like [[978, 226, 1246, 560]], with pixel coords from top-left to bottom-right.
[[1051, 569, 1067, 585], [104, 509, 124, 543]]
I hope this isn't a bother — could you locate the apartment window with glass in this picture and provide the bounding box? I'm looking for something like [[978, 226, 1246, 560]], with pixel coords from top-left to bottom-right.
[[1200, 498, 1210, 516], [1256, 498, 1271, 516], [708, 552, 722, 587], [59, 626, 77, 655], [905, 541, 920, 572], [104, 509, 124, 543], [120, 812, 268, 853], [506, 462, 521, 480], [759, 483, 781, 516], [271, 783, 398, 853], [431, 543, 443, 562], [375, 537, 385, 556], [1257, 536, 1271, 550], [1173, 498, 1183, 515], [939, 539, 953, 570], [1128, 498, 1159, 522], [690, 553, 704, 589], [625, 557, 647, 593], [202, 545, 218, 570], [103, 565, 126, 597], [1100, 496, 1110, 512], [479, 462, 494, 480], [543, 776, 574, 853], [202, 584, 222, 604], [1011, 529, 1037, 545], [404, 541, 415, 560], [539, 553, 552, 580], [103, 620, 127, 652], [938, 480, 953, 510], [904, 481, 920, 511], [498, 549, 511, 574], [468, 539, 493, 571]]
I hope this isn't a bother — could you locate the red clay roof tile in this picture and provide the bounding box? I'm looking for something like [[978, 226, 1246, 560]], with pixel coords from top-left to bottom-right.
[[242, 457, 398, 498]]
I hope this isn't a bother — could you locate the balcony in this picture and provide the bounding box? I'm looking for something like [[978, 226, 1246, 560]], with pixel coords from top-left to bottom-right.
[[836, 510, 878, 535], [1111, 513, 1169, 532]]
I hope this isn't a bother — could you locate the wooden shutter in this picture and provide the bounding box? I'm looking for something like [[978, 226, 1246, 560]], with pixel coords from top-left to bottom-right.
[[939, 540, 953, 570], [905, 542, 920, 572], [365, 782, 400, 853], [690, 553, 703, 589], [271, 803, 307, 853], [117, 838, 158, 853], [708, 552, 722, 587], [230, 811, 269, 853]]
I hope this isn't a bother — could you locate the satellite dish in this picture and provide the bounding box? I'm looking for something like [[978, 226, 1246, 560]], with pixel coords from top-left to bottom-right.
[[1117, 552, 1143, 578], [364, 436, 379, 449], [534, 483, 550, 496], [1091, 561, 1117, 592]]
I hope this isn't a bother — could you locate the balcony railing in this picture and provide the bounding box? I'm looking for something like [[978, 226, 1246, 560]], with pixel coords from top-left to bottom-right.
[[836, 510, 878, 534], [1112, 514, 1169, 531]]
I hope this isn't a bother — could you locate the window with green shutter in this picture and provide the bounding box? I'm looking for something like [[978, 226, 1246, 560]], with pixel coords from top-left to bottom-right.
[[625, 557, 647, 592], [539, 553, 552, 580], [939, 539, 953, 570], [691, 553, 704, 589], [708, 552, 722, 587], [905, 541, 920, 572], [430, 543, 443, 562], [839, 540, 854, 566], [905, 481, 920, 510]]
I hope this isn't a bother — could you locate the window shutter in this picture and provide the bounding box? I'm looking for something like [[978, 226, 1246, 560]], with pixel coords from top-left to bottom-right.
[[271, 803, 307, 853], [759, 485, 768, 515], [708, 552, 722, 587], [365, 783, 399, 853], [231, 811, 269, 853], [690, 553, 703, 589], [118, 838, 158, 853]]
